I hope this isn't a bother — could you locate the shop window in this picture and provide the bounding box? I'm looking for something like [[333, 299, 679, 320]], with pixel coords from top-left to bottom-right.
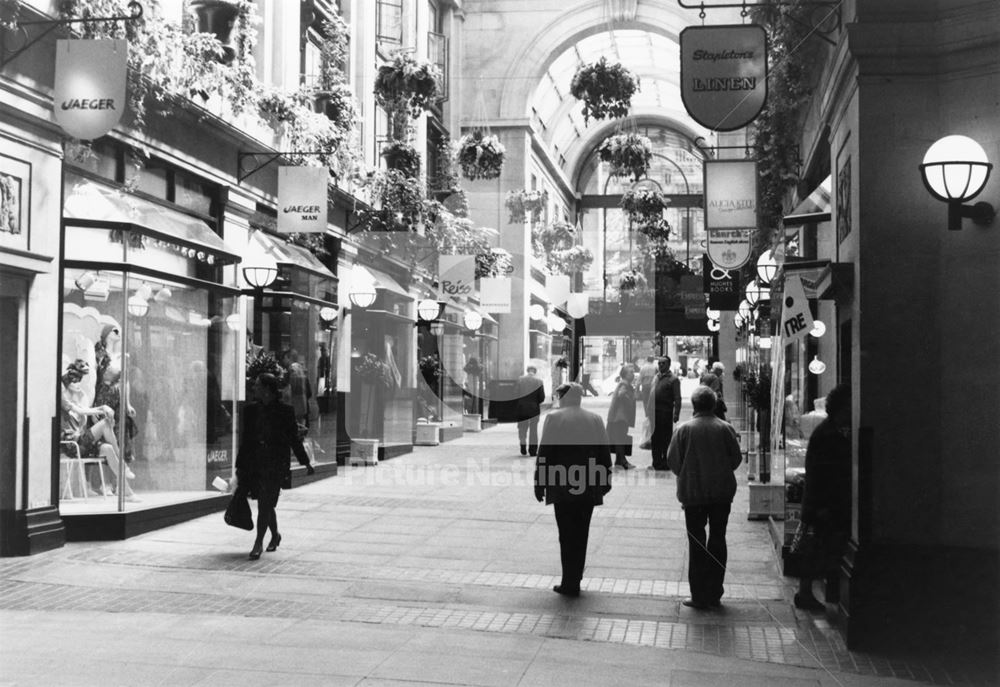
[[376, 0, 403, 49]]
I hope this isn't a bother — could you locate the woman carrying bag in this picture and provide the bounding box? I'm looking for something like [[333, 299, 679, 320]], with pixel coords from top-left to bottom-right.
[[606, 365, 637, 470], [235, 373, 312, 561]]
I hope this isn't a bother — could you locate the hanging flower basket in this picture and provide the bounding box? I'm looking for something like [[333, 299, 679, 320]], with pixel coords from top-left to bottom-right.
[[189, 0, 245, 64], [456, 132, 505, 181], [373, 51, 441, 118], [532, 221, 576, 257], [618, 269, 646, 291], [475, 247, 513, 278], [569, 57, 639, 124], [621, 187, 668, 220], [598, 133, 653, 181], [552, 245, 594, 275], [257, 88, 300, 127], [381, 141, 421, 178], [313, 83, 357, 132], [505, 189, 548, 224]]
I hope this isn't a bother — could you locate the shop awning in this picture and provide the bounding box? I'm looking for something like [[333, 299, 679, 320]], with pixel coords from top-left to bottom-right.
[[251, 231, 336, 280], [63, 175, 241, 263], [354, 264, 411, 299], [783, 175, 831, 227]]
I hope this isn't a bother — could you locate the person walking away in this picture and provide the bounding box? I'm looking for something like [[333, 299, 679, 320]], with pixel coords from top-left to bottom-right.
[[607, 365, 637, 469], [666, 386, 742, 609], [647, 357, 681, 471], [236, 373, 312, 561], [515, 366, 546, 456], [793, 384, 852, 611], [534, 383, 612, 596], [699, 361, 727, 421]]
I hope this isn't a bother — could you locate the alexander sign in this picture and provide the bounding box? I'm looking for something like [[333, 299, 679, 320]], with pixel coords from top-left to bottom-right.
[[680, 25, 767, 131], [54, 39, 127, 140], [278, 166, 328, 233]]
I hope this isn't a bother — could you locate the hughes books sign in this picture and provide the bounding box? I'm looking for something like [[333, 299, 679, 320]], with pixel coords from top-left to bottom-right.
[[680, 25, 767, 131]]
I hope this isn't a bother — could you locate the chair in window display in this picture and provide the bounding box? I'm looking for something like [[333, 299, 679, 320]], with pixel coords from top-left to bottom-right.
[[59, 440, 109, 501]]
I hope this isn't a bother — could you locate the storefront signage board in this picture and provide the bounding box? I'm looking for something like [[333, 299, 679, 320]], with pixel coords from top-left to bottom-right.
[[707, 229, 753, 270], [479, 277, 511, 313], [54, 39, 128, 140], [278, 166, 328, 233], [702, 254, 741, 309], [438, 255, 476, 302], [679, 25, 767, 131], [780, 275, 814, 344], [679, 274, 706, 319], [547, 274, 570, 306], [705, 159, 757, 228]]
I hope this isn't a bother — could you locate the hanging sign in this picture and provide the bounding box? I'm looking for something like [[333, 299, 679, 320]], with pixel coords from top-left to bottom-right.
[[438, 255, 476, 301], [705, 159, 757, 228], [54, 39, 128, 140], [547, 274, 570, 306], [679, 24, 768, 131], [680, 275, 706, 319], [780, 275, 814, 344], [277, 166, 328, 233], [707, 229, 753, 270], [703, 254, 741, 310], [479, 277, 511, 313]]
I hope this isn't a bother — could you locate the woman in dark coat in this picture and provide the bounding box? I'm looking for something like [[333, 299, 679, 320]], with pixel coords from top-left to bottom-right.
[[794, 384, 852, 610], [606, 365, 637, 469], [236, 373, 313, 560]]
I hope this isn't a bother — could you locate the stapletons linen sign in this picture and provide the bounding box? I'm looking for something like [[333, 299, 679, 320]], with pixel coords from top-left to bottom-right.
[[680, 25, 768, 131]]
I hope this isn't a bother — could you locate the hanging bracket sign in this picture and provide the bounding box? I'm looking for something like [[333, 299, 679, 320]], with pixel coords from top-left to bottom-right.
[[277, 166, 328, 233], [680, 24, 768, 132], [54, 39, 128, 140], [705, 159, 757, 270]]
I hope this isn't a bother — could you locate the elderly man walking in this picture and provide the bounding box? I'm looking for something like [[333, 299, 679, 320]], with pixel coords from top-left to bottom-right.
[[647, 356, 681, 471], [534, 383, 613, 597], [667, 386, 742, 609]]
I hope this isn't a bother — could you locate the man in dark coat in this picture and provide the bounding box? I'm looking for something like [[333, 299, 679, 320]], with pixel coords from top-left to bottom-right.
[[515, 366, 546, 456], [534, 383, 612, 596], [236, 373, 313, 560], [647, 356, 682, 471], [666, 386, 742, 609]]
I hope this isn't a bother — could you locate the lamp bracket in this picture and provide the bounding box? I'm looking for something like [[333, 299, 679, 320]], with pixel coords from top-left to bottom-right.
[[237, 151, 337, 184], [950, 201, 996, 231], [1, 2, 144, 70]]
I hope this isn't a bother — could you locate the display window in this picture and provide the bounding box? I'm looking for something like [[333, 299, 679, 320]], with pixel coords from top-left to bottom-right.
[[59, 173, 240, 514]]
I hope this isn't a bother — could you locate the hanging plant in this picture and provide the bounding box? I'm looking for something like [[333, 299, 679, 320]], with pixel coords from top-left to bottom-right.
[[598, 133, 653, 181], [618, 268, 646, 291], [419, 355, 442, 382], [475, 248, 513, 279], [569, 57, 639, 124], [455, 132, 505, 181], [373, 51, 442, 119], [312, 83, 358, 133], [551, 245, 594, 275], [505, 189, 548, 224], [381, 141, 421, 178], [621, 187, 668, 220], [354, 353, 391, 387], [257, 88, 301, 127], [246, 349, 287, 396], [531, 220, 576, 258], [355, 170, 428, 233]]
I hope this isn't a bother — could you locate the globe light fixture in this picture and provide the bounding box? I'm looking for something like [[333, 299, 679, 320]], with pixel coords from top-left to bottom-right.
[[737, 299, 752, 321], [567, 293, 589, 319], [528, 303, 546, 321], [318, 306, 338, 323], [810, 319, 827, 338], [756, 249, 778, 286], [348, 273, 377, 308], [734, 312, 746, 329], [919, 135, 995, 231], [547, 312, 566, 333], [127, 294, 149, 317], [808, 355, 827, 375], [463, 311, 483, 331], [706, 307, 721, 321], [745, 281, 761, 307], [225, 313, 242, 331], [417, 298, 444, 322], [154, 286, 172, 302], [241, 240, 278, 289], [707, 319, 720, 332]]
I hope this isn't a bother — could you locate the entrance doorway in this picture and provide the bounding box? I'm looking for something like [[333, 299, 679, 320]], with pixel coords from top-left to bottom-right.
[[0, 273, 27, 555]]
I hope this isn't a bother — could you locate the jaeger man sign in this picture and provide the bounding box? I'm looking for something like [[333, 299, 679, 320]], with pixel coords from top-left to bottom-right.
[[278, 166, 328, 233], [54, 39, 128, 140], [680, 25, 768, 131]]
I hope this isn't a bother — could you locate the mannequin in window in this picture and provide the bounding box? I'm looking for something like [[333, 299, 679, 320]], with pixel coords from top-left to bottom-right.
[[60, 359, 138, 500], [94, 323, 121, 389], [94, 359, 138, 463]]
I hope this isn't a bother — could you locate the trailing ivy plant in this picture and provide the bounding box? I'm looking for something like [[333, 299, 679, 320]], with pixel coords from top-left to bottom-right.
[[455, 132, 505, 181], [749, 1, 822, 249], [381, 141, 421, 179], [373, 51, 441, 119], [597, 133, 653, 181], [569, 57, 639, 124]]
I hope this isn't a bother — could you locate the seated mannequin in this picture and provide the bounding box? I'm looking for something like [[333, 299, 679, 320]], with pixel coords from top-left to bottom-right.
[[60, 359, 138, 501]]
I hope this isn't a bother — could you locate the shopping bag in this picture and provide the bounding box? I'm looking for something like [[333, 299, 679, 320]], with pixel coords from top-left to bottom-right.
[[223, 487, 253, 530], [639, 419, 652, 450]]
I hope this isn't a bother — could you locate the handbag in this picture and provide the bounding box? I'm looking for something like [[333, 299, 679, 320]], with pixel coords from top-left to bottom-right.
[[223, 487, 254, 530]]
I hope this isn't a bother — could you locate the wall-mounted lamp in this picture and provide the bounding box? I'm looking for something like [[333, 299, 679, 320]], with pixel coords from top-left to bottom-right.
[[734, 312, 746, 329], [463, 311, 483, 331], [920, 135, 995, 231], [706, 307, 721, 321], [319, 306, 338, 323], [809, 320, 826, 338], [567, 293, 589, 319], [127, 294, 149, 317], [417, 299, 445, 322], [756, 250, 778, 286], [738, 299, 752, 321], [348, 278, 377, 308], [242, 262, 278, 290], [528, 303, 546, 321], [745, 281, 762, 307], [808, 355, 827, 375]]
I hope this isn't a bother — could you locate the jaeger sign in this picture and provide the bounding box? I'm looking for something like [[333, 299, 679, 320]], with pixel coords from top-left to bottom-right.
[[680, 25, 767, 131], [54, 39, 127, 140], [278, 166, 328, 233]]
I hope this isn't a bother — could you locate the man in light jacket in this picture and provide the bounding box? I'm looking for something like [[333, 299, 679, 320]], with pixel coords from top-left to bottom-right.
[[666, 386, 742, 609], [534, 383, 612, 597]]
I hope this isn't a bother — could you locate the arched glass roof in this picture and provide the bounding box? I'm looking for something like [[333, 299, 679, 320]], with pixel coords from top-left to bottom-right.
[[528, 30, 694, 171]]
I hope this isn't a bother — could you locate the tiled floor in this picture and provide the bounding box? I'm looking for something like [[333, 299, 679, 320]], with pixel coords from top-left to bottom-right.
[[0, 398, 995, 686]]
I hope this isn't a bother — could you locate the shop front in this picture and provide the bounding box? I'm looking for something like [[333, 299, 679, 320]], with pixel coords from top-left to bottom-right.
[[342, 263, 415, 462], [59, 171, 241, 539], [244, 231, 339, 481]]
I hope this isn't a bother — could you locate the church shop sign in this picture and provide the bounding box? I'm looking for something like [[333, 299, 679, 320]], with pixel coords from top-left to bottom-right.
[[277, 166, 328, 233], [54, 39, 127, 140], [704, 159, 757, 270], [680, 25, 767, 131]]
